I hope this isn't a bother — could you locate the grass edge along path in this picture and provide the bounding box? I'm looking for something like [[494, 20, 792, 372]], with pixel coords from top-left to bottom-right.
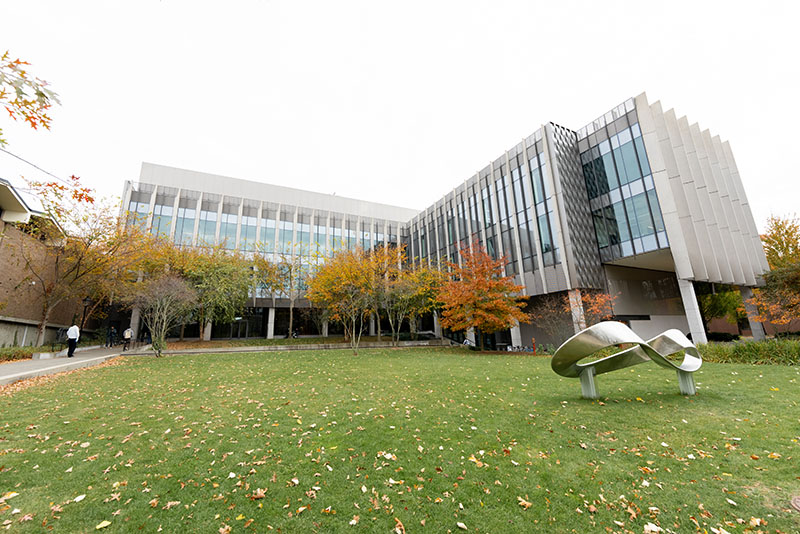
[[0, 347, 798, 533]]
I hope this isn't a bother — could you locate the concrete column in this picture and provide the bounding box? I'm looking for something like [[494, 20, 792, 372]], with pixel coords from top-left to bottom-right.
[[369, 314, 376, 336], [677, 279, 708, 344], [168, 191, 180, 241], [510, 323, 522, 347], [322, 320, 329, 338], [192, 194, 202, 246], [567, 289, 586, 333], [202, 320, 212, 341], [433, 311, 442, 338], [267, 307, 275, 339], [739, 286, 766, 341]]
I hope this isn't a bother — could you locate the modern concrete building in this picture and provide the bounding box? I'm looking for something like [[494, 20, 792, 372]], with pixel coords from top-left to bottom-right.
[[122, 92, 769, 345]]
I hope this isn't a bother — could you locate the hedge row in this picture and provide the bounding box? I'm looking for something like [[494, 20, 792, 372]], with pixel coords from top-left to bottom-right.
[[0, 347, 37, 362], [699, 338, 800, 366]]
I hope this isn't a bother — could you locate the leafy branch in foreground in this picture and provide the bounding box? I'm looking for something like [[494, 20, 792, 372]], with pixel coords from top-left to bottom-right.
[[0, 50, 59, 147]]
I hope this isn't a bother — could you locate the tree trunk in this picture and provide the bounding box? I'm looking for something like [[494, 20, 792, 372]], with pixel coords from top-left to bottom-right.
[[36, 305, 52, 347], [288, 301, 294, 338], [478, 329, 485, 351], [179, 323, 185, 341], [375, 312, 381, 342]]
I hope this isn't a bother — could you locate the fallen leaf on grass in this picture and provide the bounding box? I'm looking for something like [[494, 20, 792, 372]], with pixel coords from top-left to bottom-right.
[[517, 496, 532, 510], [95, 520, 111, 529], [349, 515, 359, 525], [456, 521, 467, 530]]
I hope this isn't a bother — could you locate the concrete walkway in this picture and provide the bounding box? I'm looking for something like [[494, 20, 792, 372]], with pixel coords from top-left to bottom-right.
[[0, 346, 124, 386]]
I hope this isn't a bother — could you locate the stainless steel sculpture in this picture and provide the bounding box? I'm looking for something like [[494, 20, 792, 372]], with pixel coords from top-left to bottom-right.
[[551, 321, 702, 399]]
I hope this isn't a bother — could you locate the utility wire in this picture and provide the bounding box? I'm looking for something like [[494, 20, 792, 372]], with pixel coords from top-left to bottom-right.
[[0, 146, 72, 187]]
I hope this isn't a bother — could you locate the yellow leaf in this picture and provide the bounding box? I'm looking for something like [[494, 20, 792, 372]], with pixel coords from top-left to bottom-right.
[[95, 520, 112, 530], [236, 514, 245, 520]]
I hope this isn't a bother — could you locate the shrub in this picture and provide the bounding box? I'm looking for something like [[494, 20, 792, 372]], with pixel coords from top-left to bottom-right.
[[707, 332, 740, 342], [0, 347, 36, 362], [700, 339, 800, 365]]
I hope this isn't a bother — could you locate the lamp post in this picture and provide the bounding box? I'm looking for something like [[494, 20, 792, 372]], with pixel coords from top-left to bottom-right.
[[80, 296, 92, 333]]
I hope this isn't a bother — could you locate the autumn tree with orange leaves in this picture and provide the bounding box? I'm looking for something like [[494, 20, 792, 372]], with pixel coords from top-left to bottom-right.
[[437, 244, 529, 350]]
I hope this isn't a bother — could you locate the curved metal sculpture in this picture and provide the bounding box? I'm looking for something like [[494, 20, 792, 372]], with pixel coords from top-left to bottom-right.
[[552, 321, 702, 399]]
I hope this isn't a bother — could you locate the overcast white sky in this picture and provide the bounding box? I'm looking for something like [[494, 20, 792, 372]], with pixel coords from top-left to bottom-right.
[[1, 0, 798, 231]]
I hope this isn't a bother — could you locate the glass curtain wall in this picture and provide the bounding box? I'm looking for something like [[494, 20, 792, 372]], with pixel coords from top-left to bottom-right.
[[360, 220, 371, 250], [279, 210, 294, 254], [580, 117, 667, 261], [494, 165, 518, 274], [481, 171, 498, 261], [330, 215, 342, 251], [127, 190, 151, 229], [260, 208, 276, 253], [197, 199, 219, 246], [240, 204, 258, 251], [220, 202, 239, 250], [528, 149, 559, 265], [313, 213, 327, 258], [296, 211, 311, 255], [150, 194, 174, 238], [174, 197, 196, 246], [509, 153, 538, 272]]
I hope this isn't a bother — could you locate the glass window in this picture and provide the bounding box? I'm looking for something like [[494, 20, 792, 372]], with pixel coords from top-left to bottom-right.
[[220, 207, 238, 249], [648, 190, 665, 233], [174, 205, 195, 245], [612, 202, 630, 242], [198, 202, 218, 246], [530, 165, 543, 204], [150, 196, 173, 238], [240, 214, 257, 251], [632, 192, 655, 237], [634, 137, 651, 176], [601, 152, 617, 190], [260, 213, 276, 253], [619, 141, 642, 183], [279, 212, 294, 254], [297, 215, 311, 253], [592, 209, 609, 248]]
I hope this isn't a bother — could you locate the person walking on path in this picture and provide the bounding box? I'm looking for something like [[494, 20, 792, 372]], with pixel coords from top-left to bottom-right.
[[122, 327, 133, 351], [105, 326, 117, 348], [66, 324, 80, 357]]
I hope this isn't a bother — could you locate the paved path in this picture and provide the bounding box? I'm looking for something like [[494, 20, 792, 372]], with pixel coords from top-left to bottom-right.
[[0, 346, 124, 386]]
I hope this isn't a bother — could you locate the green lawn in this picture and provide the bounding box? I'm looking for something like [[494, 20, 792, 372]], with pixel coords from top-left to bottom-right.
[[1, 348, 797, 533]]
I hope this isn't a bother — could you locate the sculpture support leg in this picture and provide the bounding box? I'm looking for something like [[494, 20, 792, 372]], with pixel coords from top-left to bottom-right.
[[579, 366, 598, 399], [677, 369, 696, 395], [739, 286, 766, 341]]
